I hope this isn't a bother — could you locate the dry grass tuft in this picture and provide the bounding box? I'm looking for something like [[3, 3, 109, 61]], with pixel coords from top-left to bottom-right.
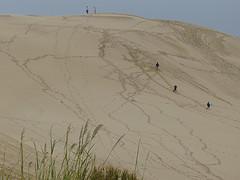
[[0, 122, 138, 180]]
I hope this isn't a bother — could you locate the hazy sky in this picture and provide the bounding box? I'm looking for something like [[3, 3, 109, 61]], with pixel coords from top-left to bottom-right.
[[0, 0, 239, 37]]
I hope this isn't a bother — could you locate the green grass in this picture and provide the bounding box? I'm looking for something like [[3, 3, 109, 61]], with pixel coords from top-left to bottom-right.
[[0, 121, 138, 180]]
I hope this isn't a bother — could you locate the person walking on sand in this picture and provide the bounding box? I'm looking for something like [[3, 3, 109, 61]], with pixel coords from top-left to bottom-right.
[[173, 85, 177, 92], [206, 101, 211, 109], [86, 6, 89, 14], [156, 62, 159, 70]]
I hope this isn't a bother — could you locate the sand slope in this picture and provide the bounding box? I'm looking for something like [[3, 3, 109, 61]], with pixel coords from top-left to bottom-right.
[[0, 14, 240, 180]]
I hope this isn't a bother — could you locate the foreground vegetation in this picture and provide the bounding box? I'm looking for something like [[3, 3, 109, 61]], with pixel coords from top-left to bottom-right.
[[0, 122, 138, 180]]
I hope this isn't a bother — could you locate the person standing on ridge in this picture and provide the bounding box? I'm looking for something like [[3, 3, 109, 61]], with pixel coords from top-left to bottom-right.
[[86, 6, 89, 14], [94, 6, 96, 14]]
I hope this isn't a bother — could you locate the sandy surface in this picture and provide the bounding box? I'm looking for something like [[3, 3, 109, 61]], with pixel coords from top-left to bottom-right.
[[0, 14, 240, 180]]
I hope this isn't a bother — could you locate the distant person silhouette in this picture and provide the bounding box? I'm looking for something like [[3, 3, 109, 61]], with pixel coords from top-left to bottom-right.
[[206, 102, 211, 109], [86, 6, 89, 14], [94, 6, 96, 14], [156, 62, 159, 70], [173, 85, 177, 92]]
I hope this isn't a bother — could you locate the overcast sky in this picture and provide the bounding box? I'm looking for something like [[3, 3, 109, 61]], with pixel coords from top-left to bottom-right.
[[0, 0, 239, 37]]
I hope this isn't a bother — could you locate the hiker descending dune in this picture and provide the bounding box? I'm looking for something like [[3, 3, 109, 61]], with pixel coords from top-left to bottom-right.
[[206, 101, 211, 109], [156, 62, 159, 70], [173, 85, 177, 92]]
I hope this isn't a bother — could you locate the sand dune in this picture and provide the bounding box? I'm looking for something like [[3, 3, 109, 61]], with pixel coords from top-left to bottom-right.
[[0, 14, 240, 180]]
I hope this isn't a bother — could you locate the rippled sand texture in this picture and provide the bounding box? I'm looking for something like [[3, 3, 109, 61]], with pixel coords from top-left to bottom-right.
[[0, 14, 240, 180]]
